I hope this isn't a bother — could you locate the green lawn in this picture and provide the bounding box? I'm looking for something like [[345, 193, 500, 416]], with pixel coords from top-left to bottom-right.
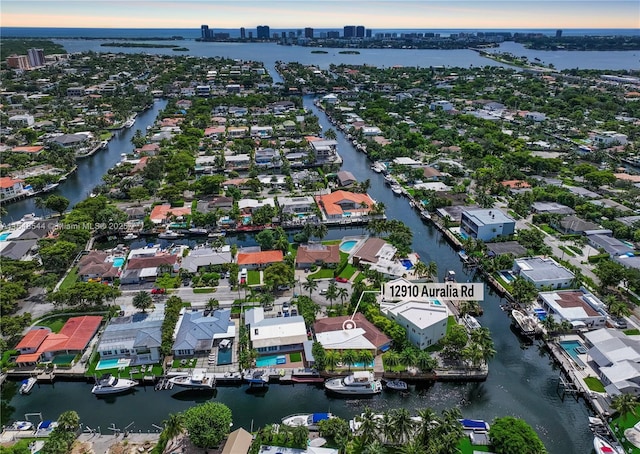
[[59, 266, 79, 290], [353, 272, 366, 284], [458, 438, 491, 454], [584, 376, 605, 393], [193, 287, 216, 294], [558, 246, 576, 257], [172, 358, 197, 368], [289, 352, 302, 362], [611, 404, 640, 454], [309, 268, 335, 279], [624, 329, 640, 336], [85, 354, 163, 378], [322, 240, 341, 246], [247, 270, 261, 286], [446, 315, 457, 334], [338, 264, 357, 280], [36, 315, 76, 333]]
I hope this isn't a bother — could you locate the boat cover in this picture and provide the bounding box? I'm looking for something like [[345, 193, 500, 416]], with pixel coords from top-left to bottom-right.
[[459, 419, 488, 430], [312, 413, 331, 423]]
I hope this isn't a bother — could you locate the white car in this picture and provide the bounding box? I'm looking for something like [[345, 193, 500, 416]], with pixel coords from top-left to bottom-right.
[[319, 289, 327, 295]]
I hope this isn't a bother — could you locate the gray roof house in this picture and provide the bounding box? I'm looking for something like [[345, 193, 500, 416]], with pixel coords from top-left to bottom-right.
[[181, 245, 233, 273], [513, 257, 575, 289], [531, 202, 575, 216], [96, 311, 163, 365], [587, 234, 632, 257], [172, 308, 234, 356], [554, 215, 600, 235]]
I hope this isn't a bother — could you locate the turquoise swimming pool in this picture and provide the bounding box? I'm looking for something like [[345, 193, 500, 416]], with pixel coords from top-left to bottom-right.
[[559, 340, 587, 368], [433, 300, 442, 306], [96, 358, 130, 370], [256, 355, 286, 367], [0, 232, 10, 241], [112, 257, 125, 268], [340, 240, 358, 252]]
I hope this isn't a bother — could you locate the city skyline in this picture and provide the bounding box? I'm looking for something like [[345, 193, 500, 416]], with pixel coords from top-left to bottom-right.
[[2, 1, 638, 29]]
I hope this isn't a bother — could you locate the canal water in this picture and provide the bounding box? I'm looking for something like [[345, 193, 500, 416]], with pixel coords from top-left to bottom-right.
[[2, 100, 168, 223], [2, 96, 592, 454]]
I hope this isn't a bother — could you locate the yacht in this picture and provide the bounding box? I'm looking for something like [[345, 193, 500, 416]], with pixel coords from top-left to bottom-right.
[[158, 230, 183, 239], [371, 162, 386, 173], [324, 371, 382, 396], [391, 184, 403, 195], [169, 371, 216, 389], [511, 309, 538, 337], [593, 435, 622, 453], [123, 233, 138, 240], [123, 117, 135, 128], [282, 412, 333, 430], [19, 377, 37, 394], [91, 374, 138, 395]]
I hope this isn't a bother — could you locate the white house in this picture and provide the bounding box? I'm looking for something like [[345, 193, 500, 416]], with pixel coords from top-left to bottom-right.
[[181, 245, 233, 273], [525, 111, 546, 122], [513, 257, 575, 289], [538, 288, 607, 329], [245, 308, 308, 355], [594, 131, 628, 147], [460, 208, 516, 242], [96, 310, 164, 365]]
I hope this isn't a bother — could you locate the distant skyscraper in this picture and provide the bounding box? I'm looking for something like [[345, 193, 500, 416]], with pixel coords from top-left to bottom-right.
[[200, 25, 211, 40], [356, 26, 365, 38], [7, 55, 30, 69], [248, 31, 253, 39], [257, 25, 270, 39], [556, 29, 563, 38], [327, 31, 340, 39], [305, 27, 314, 38], [240, 27, 246, 39], [343, 25, 356, 38], [27, 48, 45, 67], [365, 29, 372, 38]]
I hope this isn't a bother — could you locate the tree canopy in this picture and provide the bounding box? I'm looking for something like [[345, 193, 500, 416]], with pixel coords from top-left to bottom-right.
[[182, 402, 232, 448], [489, 416, 547, 454]]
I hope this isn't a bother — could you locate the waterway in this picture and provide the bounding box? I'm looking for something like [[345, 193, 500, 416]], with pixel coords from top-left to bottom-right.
[[3, 100, 168, 223], [2, 94, 593, 453]]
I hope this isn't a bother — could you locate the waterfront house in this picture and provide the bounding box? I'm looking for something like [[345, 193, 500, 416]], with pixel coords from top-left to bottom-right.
[[49, 133, 90, 149], [250, 126, 273, 138], [537, 288, 606, 330], [513, 257, 575, 289], [337, 170, 357, 187], [309, 139, 338, 162], [244, 308, 307, 356], [350, 237, 407, 277], [78, 262, 120, 283], [225, 154, 251, 170], [314, 190, 374, 220], [314, 313, 391, 354], [149, 204, 191, 224], [0, 177, 26, 201], [97, 311, 163, 365], [16, 316, 102, 366], [172, 308, 234, 357], [197, 196, 234, 214], [584, 328, 640, 396], [3, 217, 57, 241], [0, 239, 38, 261], [460, 208, 515, 242], [238, 198, 276, 215], [594, 131, 628, 147], [227, 126, 249, 138], [380, 279, 450, 350], [295, 243, 340, 269], [181, 245, 233, 273], [221, 428, 253, 454], [236, 250, 283, 270], [278, 196, 316, 216]]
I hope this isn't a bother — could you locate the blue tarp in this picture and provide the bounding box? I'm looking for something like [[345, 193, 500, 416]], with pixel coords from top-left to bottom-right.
[[39, 420, 53, 429], [312, 413, 331, 423], [459, 419, 488, 430]]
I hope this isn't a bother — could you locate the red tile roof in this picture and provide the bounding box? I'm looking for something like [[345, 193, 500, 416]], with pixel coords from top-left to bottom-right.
[[58, 316, 103, 350], [237, 250, 283, 266], [15, 329, 50, 350], [0, 177, 24, 189], [500, 179, 531, 189], [315, 190, 374, 217], [149, 204, 191, 222], [132, 156, 149, 174], [11, 146, 44, 154], [296, 244, 340, 265], [314, 313, 391, 350]]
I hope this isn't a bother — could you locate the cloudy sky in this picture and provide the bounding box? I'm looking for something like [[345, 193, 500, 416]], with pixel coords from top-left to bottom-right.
[[2, 0, 638, 29]]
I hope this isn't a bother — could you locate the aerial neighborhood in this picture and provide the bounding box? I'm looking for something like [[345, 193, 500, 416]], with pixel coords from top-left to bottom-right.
[[1, 32, 640, 454]]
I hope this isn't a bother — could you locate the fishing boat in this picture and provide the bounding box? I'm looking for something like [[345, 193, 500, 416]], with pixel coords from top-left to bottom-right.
[[511, 309, 538, 337], [91, 374, 138, 395], [463, 314, 482, 331], [593, 435, 622, 453], [158, 230, 183, 239], [245, 370, 269, 386], [10, 421, 34, 431], [385, 379, 408, 392], [282, 412, 333, 430], [169, 370, 216, 389], [324, 371, 382, 396], [19, 377, 37, 394]]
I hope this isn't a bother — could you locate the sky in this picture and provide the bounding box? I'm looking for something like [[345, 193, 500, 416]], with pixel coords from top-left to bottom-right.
[[1, 0, 639, 29]]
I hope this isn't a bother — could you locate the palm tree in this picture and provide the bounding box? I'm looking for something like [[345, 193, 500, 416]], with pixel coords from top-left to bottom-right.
[[400, 347, 417, 370], [416, 408, 438, 446], [259, 292, 275, 309], [337, 287, 349, 305], [362, 440, 386, 454], [355, 407, 381, 445], [291, 425, 309, 448], [416, 351, 438, 372], [132, 290, 153, 313], [426, 261, 438, 281], [413, 261, 429, 280], [357, 350, 374, 370], [57, 410, 80, 432], [302, 276, 318, 297], [313, 223, 328, 241], [341, 349, 357, 371], [462, 342, 485, 369], [608, 301, 631, 319], [383, 350, 401, 371], [326, 281, 338, 308], [163, 413, 184, 452], [389, 407, 416, 445], [611, 393, 639, 421], [206, 298, 219, 311], [325, 350, 341, 371], [398, 439, 427, 454]]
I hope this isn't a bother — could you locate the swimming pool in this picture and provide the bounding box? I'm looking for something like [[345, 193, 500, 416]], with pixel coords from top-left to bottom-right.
[[459, 231, 469, 240], [0, 232, 10, 241], [217, 345, 233, 365], [255, 355, 286, 367], [400, 259, 413, 270], [433, 300, 442, 306], [112, 257, 125, 268], [499, 270, 515, 283], [559, 340, 587, 368], [96, 358, 131, 371], [340, 240, 358, 252]]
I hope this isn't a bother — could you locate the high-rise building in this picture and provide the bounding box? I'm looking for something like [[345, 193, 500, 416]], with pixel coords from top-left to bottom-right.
[[257, 25, 270, 39], [6, 55, 30, 70], [248, 31, 253, 39], [200, 25, 211, 40], [240, 27, 246, 39], [27, 48, 45, 67], [556, 29, 563, 38], [356, 26, 365, 38], [365, 29, 372, 38], [327, 31, 340, 39], [343, 25, 356, 38], [305, 27, 314, 38]]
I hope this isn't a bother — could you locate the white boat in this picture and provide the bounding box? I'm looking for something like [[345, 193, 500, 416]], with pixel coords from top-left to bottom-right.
[[282, 412, 333, 430], [10, 421, 34, 431], [385, 379, 408, 391], [188, 228, 209, 235], [123, 233, 138, 240], [19, 377, 37, 394], [123, 118, 135, 128], [511, 309, 538, 337], [158, 230, 182, 239], [371, 162, 385, 173], [100, 140, 109, 149], [463, 314, 482, 331], [91, 374, 138, 395], [391, 184, 403, 195], [169, 371, 216, 389], [40, 183, 59, 194], [324, 371, 382, 396], [593, 435, 622, 453], [245, 370, 269, 386]]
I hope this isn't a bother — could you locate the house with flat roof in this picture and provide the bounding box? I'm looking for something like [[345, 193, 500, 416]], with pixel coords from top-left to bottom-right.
[[537, 288, 606, 330], [236, 250, 283, 269], [513, 257, 575, 289], [245, 308, 307, 355], [315, 190, 374, 220], [181, 245, 232, 273], [172, 308, 234, 357], [314, 313, 391, 354], [97, 311, 163, 365], [296, 243, 340, 269], [380, 282, 449, 350], [16, 316, 102, 365], [460, 208, 515, 242], [278, 196, 316, 216], [584, 328, 640, 396]]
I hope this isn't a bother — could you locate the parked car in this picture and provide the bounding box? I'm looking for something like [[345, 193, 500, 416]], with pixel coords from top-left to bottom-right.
[[282, 302, 290, 311], [277, 285, 290, 291], [291, 309, 298, 317], [319, 289, 327, 295], [611, 317, 628, 329], [151, 288, 166, 295], [335, 277, 348, 283]]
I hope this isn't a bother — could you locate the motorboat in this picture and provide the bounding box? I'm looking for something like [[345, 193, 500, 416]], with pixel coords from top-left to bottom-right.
[[19, 377, 37, 394], [385, 379, 408, 392], [91, 374, 138, 395], [123, 233, 138, 240], [188, 228, 209, 235], [40, 183, 59, 194], [324, 371, 382, 396], [123, 117, 135, 128], [10, 421, 34, 431], [245, 370, 269, 386], [445, 270, 456, 282], [371, 162, 386, 173], [511, 309, 538, 337], [593, 435, 622, 453], [158, 230, 183, 239], [36, 420, 58, 435], [459, 419, 490, 431], [282, 412, 333, 430], [391, 184, 403, 195], [463, 314, 482, 331], [169, 371, 216, 389]]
